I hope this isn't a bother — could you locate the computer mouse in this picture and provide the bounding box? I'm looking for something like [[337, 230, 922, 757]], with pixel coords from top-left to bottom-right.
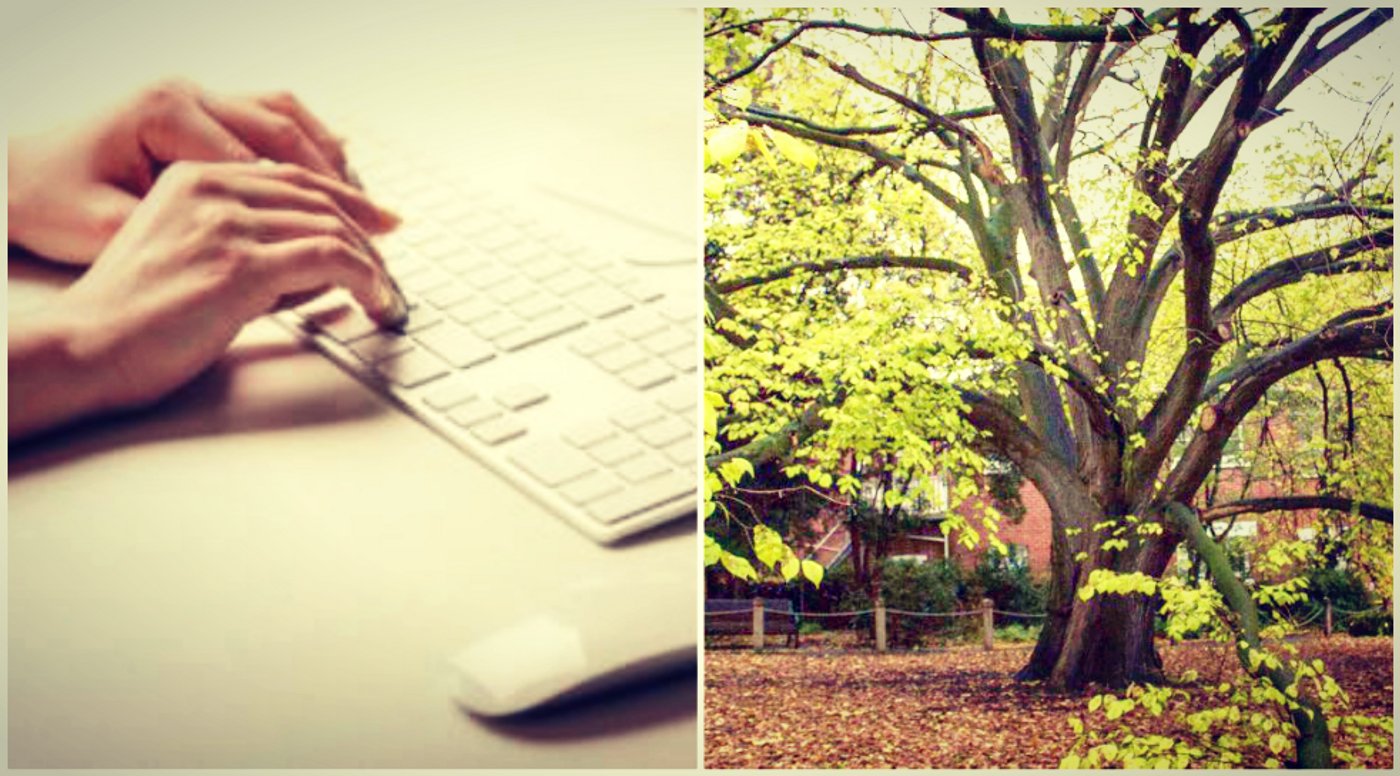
[[445, 561, 696, 717]]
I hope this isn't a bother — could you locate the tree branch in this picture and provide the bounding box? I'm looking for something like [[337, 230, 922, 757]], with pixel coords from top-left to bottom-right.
[[1161, 314, 1393, 504], [1212, 228, 1393, 322], [715, 255, 973, 294], [706, 399, 832, 469], [1202, 496, 1393, 525]]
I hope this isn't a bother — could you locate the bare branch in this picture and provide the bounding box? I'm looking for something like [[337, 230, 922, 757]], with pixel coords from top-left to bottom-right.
[[1202, 496, 1393, 525], [715, 255, 973, 294]]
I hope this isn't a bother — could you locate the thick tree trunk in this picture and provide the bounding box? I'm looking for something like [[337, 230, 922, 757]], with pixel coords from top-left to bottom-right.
[[1018, 537, 1177, 690]]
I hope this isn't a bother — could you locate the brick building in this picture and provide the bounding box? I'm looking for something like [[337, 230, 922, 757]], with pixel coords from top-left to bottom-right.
[[801, 473, 1057, 579]]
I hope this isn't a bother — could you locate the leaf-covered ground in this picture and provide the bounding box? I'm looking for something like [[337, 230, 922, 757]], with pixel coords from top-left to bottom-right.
[[704, 635, 1393, 769]]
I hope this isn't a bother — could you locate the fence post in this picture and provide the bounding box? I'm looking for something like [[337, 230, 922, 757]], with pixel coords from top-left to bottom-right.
[[982, 598, 995, 651], [752, 598, 765, 650], [1324, 598, 1333, 638], [875, 596, 887, 652]]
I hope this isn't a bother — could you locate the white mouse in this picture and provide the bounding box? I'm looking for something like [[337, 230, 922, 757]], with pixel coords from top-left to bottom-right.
[[446, 561, 696, 717]]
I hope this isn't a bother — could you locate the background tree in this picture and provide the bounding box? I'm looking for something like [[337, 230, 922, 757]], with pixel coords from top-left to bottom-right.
[[704, 6, 1392, 719]]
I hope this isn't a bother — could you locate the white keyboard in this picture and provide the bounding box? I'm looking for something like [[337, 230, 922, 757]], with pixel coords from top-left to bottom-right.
[[276, 134, 699, 544]]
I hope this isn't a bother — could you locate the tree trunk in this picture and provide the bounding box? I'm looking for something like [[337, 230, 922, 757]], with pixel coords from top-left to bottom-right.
[[1018, 539, 1176, 690]]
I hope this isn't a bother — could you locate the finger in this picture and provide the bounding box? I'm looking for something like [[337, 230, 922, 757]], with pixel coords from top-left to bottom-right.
[[239, 208, 384, 274], [254, 91, 349, 179], [137, 86, 258, 165], [198, 93, 343, 180], [254, 235, 405, 325], [233, 161, 400, 235]]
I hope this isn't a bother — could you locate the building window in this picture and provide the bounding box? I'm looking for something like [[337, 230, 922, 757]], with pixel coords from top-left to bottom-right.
[[1007, 543, 1030, 569]]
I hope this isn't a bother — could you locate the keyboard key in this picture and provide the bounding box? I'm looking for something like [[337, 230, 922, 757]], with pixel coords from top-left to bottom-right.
[[448, 399, 501, 428], [573, 286, 633, 318], [541, 268, 594, 296], [423, 376, 478, 411], [585, 471, 693, 524], [402, 306, 445, 334], [422, 282, 476, 309], [611, 309, 669, 340], [497, 309, 587, 351], [655, 378, 697, 414], [662, 344, 696, 372], [638, 325, 692, 354], [461, 263, 515, 288], [513, 293, 563, 320], [620, 279, 665, 302], [586, 436, 644, 466], [510, 440, 595, 486], [445, 296, 501, 324], [610, 403, 666, 431], [376, 347, 451, 388], [662, 437, 695, 467], [520, 255, 571, 281], [471, 415, 527, 445], [618, 359, 675, 390], [635, 416, 692, 448], [471, 311, 525, 341], [400, 267, 453, 294], [592, 343, 648, 373], [349, 330, 416, 363], [303, 301, 379, 343], [415, 322, 496, 368], [494, 384, 549, 411], [558, 471, 624, 505], [489, 277, 538, 304], [616, 455, 670, 483], [562, 420, 617, 449], [569, 330, 624, 358]]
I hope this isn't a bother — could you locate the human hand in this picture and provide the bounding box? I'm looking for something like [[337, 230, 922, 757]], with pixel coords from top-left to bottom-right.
[[21, 160, 404, 425], [8, 79, 361, 265]]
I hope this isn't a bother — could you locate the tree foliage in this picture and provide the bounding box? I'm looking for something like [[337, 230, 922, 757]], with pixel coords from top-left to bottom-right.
[[703, 7, 1392, 767]]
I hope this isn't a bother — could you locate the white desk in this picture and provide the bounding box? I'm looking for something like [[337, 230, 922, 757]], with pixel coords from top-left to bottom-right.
[[6, 3, 699, 768]]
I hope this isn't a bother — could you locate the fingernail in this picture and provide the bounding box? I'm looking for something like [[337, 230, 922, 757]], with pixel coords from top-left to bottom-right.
[[376, 274, 410, 328], [378, 205, 403, 230]]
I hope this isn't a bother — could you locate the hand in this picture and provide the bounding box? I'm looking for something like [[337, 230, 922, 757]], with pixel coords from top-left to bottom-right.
[[9, 160, 403, 438], [8, 79, 359, 265]]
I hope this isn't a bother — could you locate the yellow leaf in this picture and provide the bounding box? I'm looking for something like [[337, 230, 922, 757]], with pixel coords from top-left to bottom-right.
[[708, 122, 750, 167], [763, 126, 818, 171], [703, 173, 727, 199]]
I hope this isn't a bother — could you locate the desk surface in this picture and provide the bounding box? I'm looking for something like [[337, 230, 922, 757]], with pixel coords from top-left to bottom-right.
[[5, 3, 699, 768]]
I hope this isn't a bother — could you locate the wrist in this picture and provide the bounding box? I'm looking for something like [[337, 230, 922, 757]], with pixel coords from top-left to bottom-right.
[[8, 298, 124, 440]]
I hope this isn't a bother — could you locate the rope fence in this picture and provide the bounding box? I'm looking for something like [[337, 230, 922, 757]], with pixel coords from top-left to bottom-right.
[[704, 597, 1045, 652], [705, 594, 1389, 651]]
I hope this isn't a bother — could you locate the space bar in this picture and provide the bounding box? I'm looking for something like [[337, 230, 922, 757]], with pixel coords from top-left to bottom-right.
[[584, 472, 693, 525]]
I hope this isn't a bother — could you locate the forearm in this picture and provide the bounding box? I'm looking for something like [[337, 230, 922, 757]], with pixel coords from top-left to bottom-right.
[[8, 302, 117, 441]]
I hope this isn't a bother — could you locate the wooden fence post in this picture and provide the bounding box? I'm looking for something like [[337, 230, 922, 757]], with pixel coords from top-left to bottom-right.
[[982, 598, 995, 651], [752, 598, 765, 650], [875, 596, 887, 652], [1324, 598, 1333, 637]]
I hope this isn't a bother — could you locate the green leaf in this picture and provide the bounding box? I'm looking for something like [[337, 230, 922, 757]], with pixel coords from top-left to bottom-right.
[[1268, 733, 1288, 755], [704, 534, 721, 566], [719, 550, 757, 580], [1058, 754, 1081, 769], [801, 559, 825, 587], [1089, 695, 1103, 712]]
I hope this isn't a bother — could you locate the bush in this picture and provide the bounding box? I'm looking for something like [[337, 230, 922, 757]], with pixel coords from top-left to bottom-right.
[[1344, 608, 1393, 637], [968, 549, 1046, 617], [995, 622, 1042, 642]]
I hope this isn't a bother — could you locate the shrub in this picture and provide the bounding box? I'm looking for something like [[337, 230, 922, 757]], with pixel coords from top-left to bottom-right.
[[969, 549, 1046, 617]]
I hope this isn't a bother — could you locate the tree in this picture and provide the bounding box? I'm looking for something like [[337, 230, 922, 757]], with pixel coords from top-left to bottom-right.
[[703, 6, 1392, 731]]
